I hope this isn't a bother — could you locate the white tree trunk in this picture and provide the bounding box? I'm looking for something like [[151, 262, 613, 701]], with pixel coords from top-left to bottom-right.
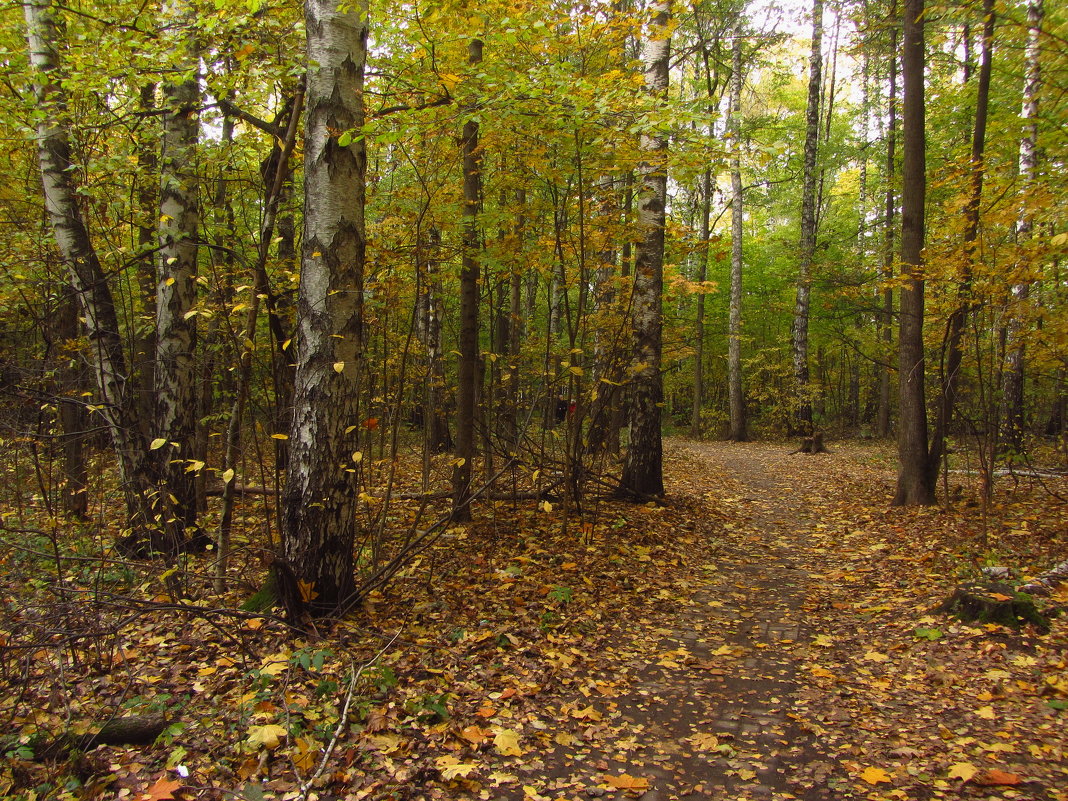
[[618, 0, 671, 499], [282, 0, 369, 615]]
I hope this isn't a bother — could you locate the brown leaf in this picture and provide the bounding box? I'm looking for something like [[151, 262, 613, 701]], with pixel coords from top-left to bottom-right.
[[975, 769, 1023, 786], [143, 777, 182, 801]]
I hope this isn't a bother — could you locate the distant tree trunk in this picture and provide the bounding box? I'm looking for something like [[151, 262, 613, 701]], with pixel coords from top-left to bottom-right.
[[791, 0, 823, 435], [452, 37, 484, 522], [691, 164, 709, 440], [415, 227, 452, 455], [617, 0, 671, 500], [727, 25, 747, 442], [875, 23, 897, 439], [282, 0, 368, 617], [154, 1, 201, 549], [53, 289, 88, 518], [1001, 0, 1043, 456], [929, 0, 994, 477], [24, 0, 155, 533], [134, 83, 158, 440], [893, 0, 935, 506]]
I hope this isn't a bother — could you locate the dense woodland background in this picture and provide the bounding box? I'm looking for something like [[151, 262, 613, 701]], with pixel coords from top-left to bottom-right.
[[1, 0, 1068, 797]]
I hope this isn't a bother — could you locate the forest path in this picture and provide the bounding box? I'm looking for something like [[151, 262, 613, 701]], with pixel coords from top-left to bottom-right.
[[510, 439, 862, 801]]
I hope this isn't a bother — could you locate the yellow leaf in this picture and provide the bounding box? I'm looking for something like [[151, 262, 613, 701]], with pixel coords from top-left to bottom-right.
[[863, 650, 890, 663], [299, 580, 319, 603], [270, 433, 288, 440], [540, 500, 553, 513], [812, 634, 834, 647], [810, 666, 836, 679], [259, 652, 289, 677], [221, 468, 235, 484], [948, 762, 978, 781], [247, 723, 287, 750], [351, 451, 363, 463], [859, 766, 892, 785], [493, 728, 523, 756], [436, 756, 478, 781], [150, 438, 168, 450], [554, 731, 577, 746], [333, 361, 345, 373], [440, 73, 462, 91], [294, 736, 318, 771], [568, 365, 584, 376], [689, 732, 720, 751], [603, 774, 649, 791], [975, 705, 996, 720]]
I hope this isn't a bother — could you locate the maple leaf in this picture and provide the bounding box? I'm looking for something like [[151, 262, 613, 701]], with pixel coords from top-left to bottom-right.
[[436, 755, 478, 780], [143, 777, 182, 801], [974, 705, 996, 720], [247, 724, 287, 750], [863, 650, 889, 663], [604, 774, 650, 791], [298, 580, 318, 603], [947, 762, 978, 782], [859, 766, 892, 785], [689, 732, 720, 751], [493, 728, 523, 756]]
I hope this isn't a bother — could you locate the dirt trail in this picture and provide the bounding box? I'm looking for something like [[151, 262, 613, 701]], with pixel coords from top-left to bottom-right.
[[513, 440, 849, 801]]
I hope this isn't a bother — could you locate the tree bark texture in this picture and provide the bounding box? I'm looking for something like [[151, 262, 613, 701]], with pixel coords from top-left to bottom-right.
[[282, 0, 369, 616], [791, 0, 823, 434], [451, 37, 484, 522], [24, 0, 155, 533], [1001, 0, 1043, 455], [876, 25, 897, 439], [929, 0, 994, 477], [893, 0, 935, 505], [618, 0, 671, 500], [155, 2, 202, 547], [727, 25, 747, 443]]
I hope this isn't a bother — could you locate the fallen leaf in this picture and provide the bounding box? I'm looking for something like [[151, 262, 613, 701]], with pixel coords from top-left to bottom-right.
[[143, 777, 182, 801], [975, 769, 1022, 786], [436, 756, 479, 781], [689, 732, 720, 751], [604, 774, 650, 791], [948, 762, 978, 782], [863, 651, 889, 663], [975, 705, 996, 720], [246, 724, 287, 750], [859, 766, 892, 785], [493, 728, 523, 756]]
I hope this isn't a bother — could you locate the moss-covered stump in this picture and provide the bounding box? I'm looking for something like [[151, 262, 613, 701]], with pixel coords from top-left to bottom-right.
[[937, 582, 1049, 632]]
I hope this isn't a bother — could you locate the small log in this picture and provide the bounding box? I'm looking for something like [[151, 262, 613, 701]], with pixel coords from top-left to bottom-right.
[[937, 581, 1049, 632], [34, 714, 171, 761]]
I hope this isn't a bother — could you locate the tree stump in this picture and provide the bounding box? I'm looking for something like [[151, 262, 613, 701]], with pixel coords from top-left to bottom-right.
[[790, 431, 828, 454], [937, 582, 1049, 632]]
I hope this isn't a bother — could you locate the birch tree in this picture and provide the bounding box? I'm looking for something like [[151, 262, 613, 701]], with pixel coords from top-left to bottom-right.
[[618, 0, 671, 499], [282, 0, 369, 616]]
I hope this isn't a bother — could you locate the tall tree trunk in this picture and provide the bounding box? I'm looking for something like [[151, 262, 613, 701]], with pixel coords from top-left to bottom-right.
[[876, 20, 898, 439], [1001, 0, 1043, 456], [929, 0, 994, 477], [24, 0, 155, 533], [791, 0, 823, 435], [415, 227, 452, 455], [282, 0, 368, 617], [134, 83, 158, 440], [53, 288, 88, 518], [727, 24, 747, 442], [155, 1, 201, 549], [893, 0, 935, 505], [451, 37, 484, 522], [617, 0, 671, 500]]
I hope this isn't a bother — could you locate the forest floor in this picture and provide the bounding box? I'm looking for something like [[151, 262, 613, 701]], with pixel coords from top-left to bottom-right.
[[2, 438, 1068, 801]]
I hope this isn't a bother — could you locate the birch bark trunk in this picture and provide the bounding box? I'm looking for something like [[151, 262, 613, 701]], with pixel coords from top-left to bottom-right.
[[727, 25, 747, 442], [282, 0, 369, 616], [617, 0, 671, 499], [24, 0, 155, 534]]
